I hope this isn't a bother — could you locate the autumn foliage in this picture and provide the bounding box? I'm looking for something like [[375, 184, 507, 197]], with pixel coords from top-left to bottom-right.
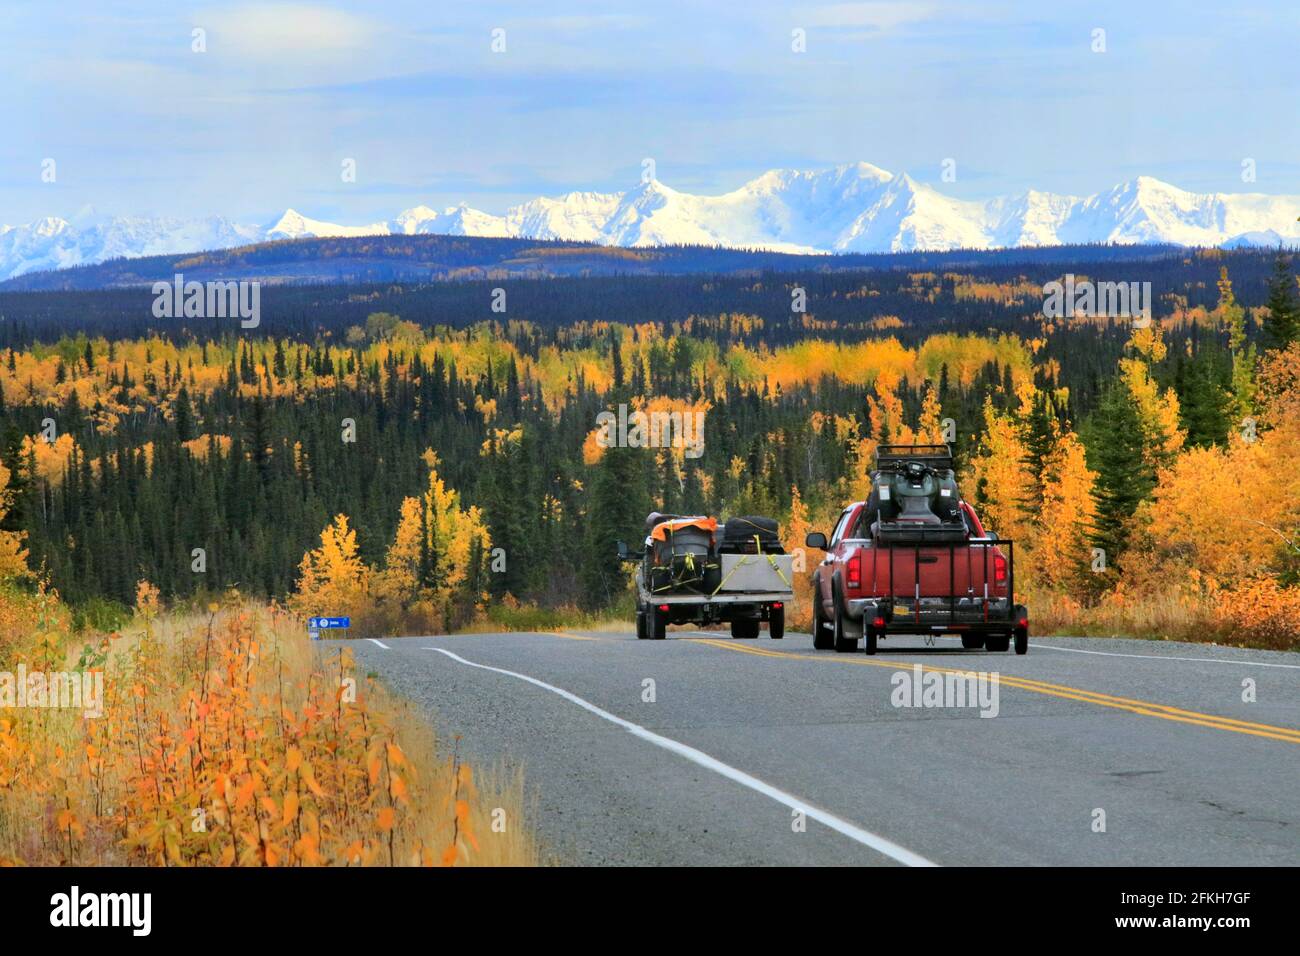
[[0, 600, 535, 866]]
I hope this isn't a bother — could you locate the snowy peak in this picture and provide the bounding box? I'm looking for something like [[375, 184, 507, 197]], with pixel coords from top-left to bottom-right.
[[267, 208, 387, 240], [5, 166, 1300, 280]]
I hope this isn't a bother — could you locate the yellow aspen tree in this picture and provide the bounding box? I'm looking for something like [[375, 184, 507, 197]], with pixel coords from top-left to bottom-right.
[[1035, 432, 1097, 588], [784, 484, 814, 630], [292, 514, 371, 616], [377, 496, 423, 607], [1120, 325, 1184, 468], [965, 398, 1034, 542], [419, 451, 492, 621], [917, 381, 944, 443]]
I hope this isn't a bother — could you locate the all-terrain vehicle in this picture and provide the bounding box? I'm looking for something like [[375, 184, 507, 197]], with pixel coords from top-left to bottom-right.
[[618, 513, 794, 640], [806, 445, 1028, 655]]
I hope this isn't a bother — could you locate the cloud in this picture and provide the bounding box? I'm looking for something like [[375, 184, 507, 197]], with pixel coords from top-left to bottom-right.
[[198, 3, 380, 59], [800, 2, 941, 32]]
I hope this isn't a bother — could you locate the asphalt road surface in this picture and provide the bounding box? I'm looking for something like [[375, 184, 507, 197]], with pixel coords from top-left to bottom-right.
[[326, 628, 1300, 866]]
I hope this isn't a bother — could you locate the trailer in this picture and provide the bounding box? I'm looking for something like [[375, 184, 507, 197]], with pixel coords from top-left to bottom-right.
[[618, 514, 794, 640]]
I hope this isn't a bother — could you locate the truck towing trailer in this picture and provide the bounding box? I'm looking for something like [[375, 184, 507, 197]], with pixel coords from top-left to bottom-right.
[[806, 444, 1029, 655]]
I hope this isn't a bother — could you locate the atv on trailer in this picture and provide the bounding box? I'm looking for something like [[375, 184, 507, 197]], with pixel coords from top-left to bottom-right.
[[806, 444, 1029, 655], [618, 513, 794, 640]]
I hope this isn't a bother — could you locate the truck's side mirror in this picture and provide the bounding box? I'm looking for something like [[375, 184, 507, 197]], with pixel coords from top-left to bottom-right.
[[985, 531, 999, 541], [616, 540, 630, 560], [805, 531, 828, 550]]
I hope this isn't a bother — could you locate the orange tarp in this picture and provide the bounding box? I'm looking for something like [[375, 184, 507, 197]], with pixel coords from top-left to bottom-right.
[[650, 516, 718, 541]]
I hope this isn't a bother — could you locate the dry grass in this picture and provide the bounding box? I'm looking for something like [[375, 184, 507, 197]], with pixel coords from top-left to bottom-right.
[[0, 601, 537, 866], [1029, 579, 1300, 651]]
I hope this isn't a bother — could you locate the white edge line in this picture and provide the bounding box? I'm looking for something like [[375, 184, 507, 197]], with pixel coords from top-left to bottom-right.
[[425, 646, 937, 867], [368, 638, 392, 650], [1029, 642, 1300, 670]]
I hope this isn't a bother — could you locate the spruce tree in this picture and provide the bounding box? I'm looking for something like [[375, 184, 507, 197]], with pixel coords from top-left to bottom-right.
[[1084, 381, 1155, 572], [1262, 253, 1299, 352]]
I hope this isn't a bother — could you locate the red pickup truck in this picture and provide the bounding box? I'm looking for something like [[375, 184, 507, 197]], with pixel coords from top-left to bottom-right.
[[805, 445, 1028, 655]]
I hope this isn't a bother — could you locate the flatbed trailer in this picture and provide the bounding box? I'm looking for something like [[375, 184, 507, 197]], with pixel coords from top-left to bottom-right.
[[619, 541, 795, 640]]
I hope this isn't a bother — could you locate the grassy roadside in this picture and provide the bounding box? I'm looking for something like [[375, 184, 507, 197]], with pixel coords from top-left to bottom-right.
[[0, 599, 537, 866]]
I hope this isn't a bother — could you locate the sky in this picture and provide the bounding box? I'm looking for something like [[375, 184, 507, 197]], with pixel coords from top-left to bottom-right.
[[3, 0, 1298, 226]]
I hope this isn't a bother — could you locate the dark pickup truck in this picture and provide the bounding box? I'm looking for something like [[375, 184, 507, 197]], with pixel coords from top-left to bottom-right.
[[805, 445, 1028, 655]]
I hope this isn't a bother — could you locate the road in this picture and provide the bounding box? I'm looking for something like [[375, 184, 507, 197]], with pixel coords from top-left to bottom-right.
[[326, 628, 1300, 866]]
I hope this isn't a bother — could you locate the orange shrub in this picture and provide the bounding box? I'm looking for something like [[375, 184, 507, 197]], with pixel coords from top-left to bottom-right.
[[1214, 578, 1300, 651], [0, 603, 536, 866]]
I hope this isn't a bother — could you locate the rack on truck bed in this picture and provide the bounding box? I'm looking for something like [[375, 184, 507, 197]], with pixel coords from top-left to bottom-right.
[[874, 444, 955, 473], [870, 538, 1018, 628]]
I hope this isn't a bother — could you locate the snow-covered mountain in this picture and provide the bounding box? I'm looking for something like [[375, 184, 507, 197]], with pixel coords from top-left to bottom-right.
[[5, 165, 1300, 280]]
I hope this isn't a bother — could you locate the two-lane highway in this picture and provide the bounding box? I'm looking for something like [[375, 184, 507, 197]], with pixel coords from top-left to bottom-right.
[[326, 629, 1300, 866]]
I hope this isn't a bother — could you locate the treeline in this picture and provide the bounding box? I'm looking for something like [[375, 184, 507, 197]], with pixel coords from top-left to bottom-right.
[[0, 245, 1286, 349]]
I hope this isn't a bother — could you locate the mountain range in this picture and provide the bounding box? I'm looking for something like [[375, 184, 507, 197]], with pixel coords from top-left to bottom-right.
[[4, 163, 1299, 281]]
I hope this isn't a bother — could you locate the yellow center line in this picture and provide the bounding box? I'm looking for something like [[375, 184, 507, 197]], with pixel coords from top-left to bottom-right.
[[685, 639, 1300, 744], [541, 631, 608, 642]]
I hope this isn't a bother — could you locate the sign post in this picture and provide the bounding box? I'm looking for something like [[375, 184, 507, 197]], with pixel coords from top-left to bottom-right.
[[308, 616, 351, 639]]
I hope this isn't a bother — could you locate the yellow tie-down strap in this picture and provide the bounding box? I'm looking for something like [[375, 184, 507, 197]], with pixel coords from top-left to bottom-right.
[[651, 551, 717, 593], [711, 535, 793, 595]]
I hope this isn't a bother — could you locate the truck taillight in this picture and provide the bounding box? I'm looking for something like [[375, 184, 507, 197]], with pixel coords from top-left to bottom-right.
[[847, 554, 861, 589], [994, 554, 1007, 584]]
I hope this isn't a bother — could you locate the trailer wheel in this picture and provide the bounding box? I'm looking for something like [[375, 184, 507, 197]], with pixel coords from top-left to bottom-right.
[[986, 633, 1010, 652], [812, 586, 833, 650], [960, 634, 984, 649], [1014, 625, 1028, 655], [636, 610, 647, 640], [864, 626, 878, 656], [833, 608, 858, 653], [769, 605, 785, 640], [651, 606, 667, 640]]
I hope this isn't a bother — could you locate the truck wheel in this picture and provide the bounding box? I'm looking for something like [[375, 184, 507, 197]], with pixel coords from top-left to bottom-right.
[[769, 605, 785, 640], [960, 634, 984, 649], [651, 606, 667, 640], [864, 626, 878, 656], [636, 610, 647, 640], [812, 587, 833, 650], [1014, 625, 1028, 655], [731, 618, 757, 639], [833, 608, 858, 653], [986, 633, 1010, 652]]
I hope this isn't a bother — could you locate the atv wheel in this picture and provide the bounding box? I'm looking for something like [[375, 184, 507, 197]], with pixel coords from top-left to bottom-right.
[[960, 633, 985, 649], [812, 585, 834, 650], [769, 605, 785, 640], [986, 633, 1010, 652], [635, 610, 647, 640], [833, 607, 858, 653]]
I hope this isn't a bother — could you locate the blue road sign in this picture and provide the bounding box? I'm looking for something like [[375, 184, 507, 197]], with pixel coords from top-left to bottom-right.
[[309, 616, 351, 629]]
